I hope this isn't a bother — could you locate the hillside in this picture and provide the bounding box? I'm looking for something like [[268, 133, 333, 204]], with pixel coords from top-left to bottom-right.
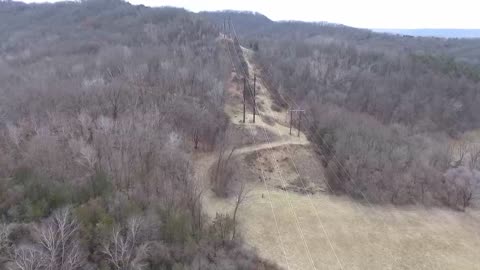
[[202, 11, 480, 210], [1, 3, 480, 270], [0, 1, 279, 269], [202, 11, 480, 66], [200, 11, 480, 269], [196, 33, 480, 270]]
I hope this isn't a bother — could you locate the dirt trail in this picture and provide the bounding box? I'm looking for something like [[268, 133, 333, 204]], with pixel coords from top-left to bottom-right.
[[235, 140, 308, 155], [194, 40, 480, 270]]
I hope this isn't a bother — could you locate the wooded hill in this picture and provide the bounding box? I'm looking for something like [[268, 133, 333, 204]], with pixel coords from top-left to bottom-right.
[[203, 11, 480, 66], [0, 1, 279, 269], [203, 11, 480, 210]]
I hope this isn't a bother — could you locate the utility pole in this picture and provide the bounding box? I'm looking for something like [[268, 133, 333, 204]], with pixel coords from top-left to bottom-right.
[[243, 77, 246, 123], [290, 110, 293, 135], [289, 109, 305, 136], [228, 17, 231, 37], [223, 18, 226, 38], [253, 74, 256, 123], [298, 110, 302, 137]]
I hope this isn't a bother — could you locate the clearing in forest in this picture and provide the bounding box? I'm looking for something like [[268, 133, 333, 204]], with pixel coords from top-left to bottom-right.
[[195, 40, 480, 270]]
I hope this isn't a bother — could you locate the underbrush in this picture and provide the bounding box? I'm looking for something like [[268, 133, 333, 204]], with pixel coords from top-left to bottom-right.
[[308, 105, 479, 210]]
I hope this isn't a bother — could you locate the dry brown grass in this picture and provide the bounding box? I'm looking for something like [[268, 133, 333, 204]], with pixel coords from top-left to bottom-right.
[[203, 144, 479, 269], [235, 184, 480, 270]]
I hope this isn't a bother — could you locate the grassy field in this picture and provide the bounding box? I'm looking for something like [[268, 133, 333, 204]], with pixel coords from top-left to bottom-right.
[[237, 181, 480, 270]]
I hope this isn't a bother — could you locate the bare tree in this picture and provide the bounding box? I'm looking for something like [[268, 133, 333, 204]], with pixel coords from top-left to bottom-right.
[[1, 223, 11, 266], [212, 144, 236, 197], [193, 127, 201, 150], [37, 208, 85, 270], [7, 209, 85, 270], [451, 142, 468, 168], [106, 84, 122, 121], [444, 167, 480, 210], [231, 180, 250, 240], [102, 217, 149, 270], [469, 144, 480, 170], [211, 214, 234, 244], [10, 246, 45, 270]]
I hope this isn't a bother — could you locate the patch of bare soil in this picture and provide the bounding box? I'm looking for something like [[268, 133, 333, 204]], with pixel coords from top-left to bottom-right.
[[224, 123, 278, 148], [244, 146, 326, 194]]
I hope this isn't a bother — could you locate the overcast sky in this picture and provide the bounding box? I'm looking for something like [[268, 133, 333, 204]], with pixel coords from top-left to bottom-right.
[[22, 0, 480, 29]]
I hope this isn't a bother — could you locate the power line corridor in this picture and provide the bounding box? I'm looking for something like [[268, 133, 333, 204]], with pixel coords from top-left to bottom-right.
[[199, 18, 480, 270]]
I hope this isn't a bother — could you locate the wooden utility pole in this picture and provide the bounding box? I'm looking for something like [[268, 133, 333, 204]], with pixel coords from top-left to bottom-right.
[[298, 110, 302, 137], [253, 74, 256, 123], [243, 77, 246, 123], [290, 110, 293, 135], [223, 18, 226, 38], [289, 109, 305, 136]]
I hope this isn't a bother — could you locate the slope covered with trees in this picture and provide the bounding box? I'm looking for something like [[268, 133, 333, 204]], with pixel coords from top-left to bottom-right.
[[0, 1, 279, 269], [203, 11, 480, 210], [203, 11, 480, 66]]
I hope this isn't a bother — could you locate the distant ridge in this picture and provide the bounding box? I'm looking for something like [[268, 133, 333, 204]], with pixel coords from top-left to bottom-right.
[[373, 29, 480, 39]]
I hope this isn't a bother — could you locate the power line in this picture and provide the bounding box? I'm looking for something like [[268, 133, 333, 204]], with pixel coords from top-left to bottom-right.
[[228, 23, 338, 270], [229, 20, 447, 269], [226, 33, 320, 270], [224, 35, 291, 270], [240, 51, 346, 270], [227, 18, 479, 269], [225, 26, 320, 269]]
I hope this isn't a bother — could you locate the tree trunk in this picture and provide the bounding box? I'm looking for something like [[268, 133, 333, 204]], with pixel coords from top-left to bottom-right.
[[232, 203, 239, 240]]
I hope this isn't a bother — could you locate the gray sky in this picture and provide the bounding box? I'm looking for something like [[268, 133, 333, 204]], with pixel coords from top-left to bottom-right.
[[22, 0, 480, 29]]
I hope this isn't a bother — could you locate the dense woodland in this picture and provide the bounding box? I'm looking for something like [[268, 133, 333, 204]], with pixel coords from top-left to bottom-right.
[[204, 11, 480, 66], [204, 11, 480, 210], [0, 1, 279, 269]]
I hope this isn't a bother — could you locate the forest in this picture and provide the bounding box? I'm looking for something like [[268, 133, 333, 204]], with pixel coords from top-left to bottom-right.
[[204, 11, 480, 210], [1, 2, 480, 269], [0, 1, 278, 269]]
